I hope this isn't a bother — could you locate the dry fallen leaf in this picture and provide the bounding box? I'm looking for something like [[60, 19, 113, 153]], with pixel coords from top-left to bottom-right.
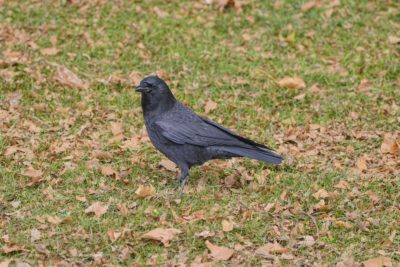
[[380, 134, 399, 155], [127, 71, 142, 85], [355, 157, 367, 171], [21, 169, 42, 178], [110, 122, 124, 136], [117, 203, 129, 216], [388, 36, 400, 44], [135, 184, 156, 198], [45, 215, 62, 225], [204, 100, 217, 114], [159, 159, 177, 172], [0, 259, 11, 267], [101, 165, 116, 176], [1, 244, 25, 254], [41, 47, 59, 56], [205, 240, 234, 261], [362, 256, 392, 267], [334, 180, 350, 190], [54, 64, 87, 89], [301, 0, 319, 12], [335, 220, 353, 230], [107, 229, 123, 242], [195, 230, 215, 238], [85, 202, 109, 219], [357, 79, 371, 92], [141, 228, 181, 247], [277, 77, 306, 90], [255, 242, 288, 257], [221, 220, 234, 232], [30, 228, 41, 242], [313, 188, 330, 199]]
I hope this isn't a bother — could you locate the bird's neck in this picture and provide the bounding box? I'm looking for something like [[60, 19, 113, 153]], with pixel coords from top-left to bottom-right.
[[141, 93, 176, 119]]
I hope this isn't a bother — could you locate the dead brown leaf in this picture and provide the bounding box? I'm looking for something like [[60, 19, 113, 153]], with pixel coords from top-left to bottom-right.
[[54, 64, 87, 89], [6, 91, 21, 107], [277, 77, 306, 90], [388, 36, 400, 45], [128, 71, 142, 85], [355, 157, 368, 172], [30, 228, 41, 242], [0, 259, 11, 267], [85, 201, 109, 219], [313, 188, 330, 199], [362, 256, 392, 267], [117, 203, 129, 216], [380, 134, 399, 155], [101, 165, 116, 176], [21, 169, 42, 179], [107, 229, 123, 242], [159, 159, 177, 172], [135, 184, 156, 198], [141, 228, 181, 247], [221, 220, 234, 232], [255, 242, 288, 257], [334, 180, 350, 190], [204, 100, 217, 114], [1, 244, 25, 254], [41, 47, 59, 56], [301, 0, 320, 12], [153, 6, 168, 18], [357, 79, 371, 92], [45, 215, 62, 225], [205, 240, 234, 261]]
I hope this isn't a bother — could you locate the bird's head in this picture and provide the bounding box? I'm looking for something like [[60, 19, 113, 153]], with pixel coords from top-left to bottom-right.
[[136, 76, 169, 94], [136, 76, 176, 114]]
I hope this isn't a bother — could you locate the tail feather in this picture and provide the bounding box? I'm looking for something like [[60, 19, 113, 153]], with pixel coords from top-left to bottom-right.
[[219, 146, 283, 164]]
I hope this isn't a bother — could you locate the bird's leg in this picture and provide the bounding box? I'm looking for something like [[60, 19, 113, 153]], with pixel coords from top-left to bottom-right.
[[177, 166, 189, 197]]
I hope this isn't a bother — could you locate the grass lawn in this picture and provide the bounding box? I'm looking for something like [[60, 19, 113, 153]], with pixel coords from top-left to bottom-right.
[[0, 0, 399, 265]]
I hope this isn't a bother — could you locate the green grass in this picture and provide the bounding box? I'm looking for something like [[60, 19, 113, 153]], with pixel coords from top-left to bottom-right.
[[1, 0, 399, 265]]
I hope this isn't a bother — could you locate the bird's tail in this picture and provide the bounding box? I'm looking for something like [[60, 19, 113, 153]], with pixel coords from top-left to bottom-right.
[[219, 146, 283, 164]]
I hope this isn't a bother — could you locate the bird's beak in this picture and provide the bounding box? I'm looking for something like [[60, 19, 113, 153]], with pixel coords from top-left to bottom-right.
[[135, 85, 146, 93]]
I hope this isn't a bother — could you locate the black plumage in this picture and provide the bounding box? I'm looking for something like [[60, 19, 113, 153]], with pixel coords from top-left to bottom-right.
[[136, 76, 283, 195]]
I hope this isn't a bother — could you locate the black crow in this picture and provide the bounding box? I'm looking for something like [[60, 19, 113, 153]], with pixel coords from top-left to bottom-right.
[[136, 76, 283, 195]]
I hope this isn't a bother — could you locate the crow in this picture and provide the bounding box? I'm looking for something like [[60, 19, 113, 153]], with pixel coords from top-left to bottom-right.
[[136, 76, 283, 196]]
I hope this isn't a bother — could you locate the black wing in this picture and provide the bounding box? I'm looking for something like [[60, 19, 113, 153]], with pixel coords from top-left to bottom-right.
[[154, 116, 283, 164]]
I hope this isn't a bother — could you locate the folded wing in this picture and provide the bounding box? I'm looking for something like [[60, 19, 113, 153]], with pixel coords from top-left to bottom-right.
[[154, 117, 283, 164]]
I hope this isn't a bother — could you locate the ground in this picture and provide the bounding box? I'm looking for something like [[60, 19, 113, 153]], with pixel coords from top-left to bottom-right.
[[0, 0, 399, 266]]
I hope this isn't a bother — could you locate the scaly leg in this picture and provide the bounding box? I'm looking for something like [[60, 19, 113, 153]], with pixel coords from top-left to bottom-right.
[[177, 166, 189, 197]]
